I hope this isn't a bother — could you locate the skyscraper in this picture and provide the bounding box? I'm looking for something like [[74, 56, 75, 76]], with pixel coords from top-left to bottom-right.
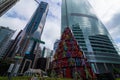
[[4, 30, 23, 59], [0, 0, 19, 16], [15, 1, 49, 56], [0, 26, 15, 59], [61, 0, 120, 74], [53, 39, 60, 51], [16, 1, 49, 73], [4, 1, 49, 75]]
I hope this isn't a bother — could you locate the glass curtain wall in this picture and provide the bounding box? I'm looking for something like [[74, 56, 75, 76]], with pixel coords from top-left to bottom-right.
[[62, 0, 120, 74]]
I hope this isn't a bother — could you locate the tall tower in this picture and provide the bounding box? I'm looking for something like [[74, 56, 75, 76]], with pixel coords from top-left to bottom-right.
[[61, 0, 120, 74], [0, 26, 15, 59], [53, 39, 60, 51], [16, 1, 49, 73], [0, 0, 19, 17], [15, 1, 49, 56]]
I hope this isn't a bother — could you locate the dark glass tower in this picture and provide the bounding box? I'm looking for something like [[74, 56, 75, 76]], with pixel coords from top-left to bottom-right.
[[17, 1, 49, 56], [8, 1, 49, 74], [62, 0, 120, 74]]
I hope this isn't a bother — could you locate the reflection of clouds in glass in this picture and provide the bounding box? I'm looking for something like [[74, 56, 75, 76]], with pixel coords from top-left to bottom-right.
[[73, 0, 82, 5], [25, 40, 34, 54], [89, 8, 95, 16]]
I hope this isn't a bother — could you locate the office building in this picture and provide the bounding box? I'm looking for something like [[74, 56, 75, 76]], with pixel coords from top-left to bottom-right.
[[53, 39, 60, 51], [61, 0, 120, 74], [35, 58, 47, 71], [17, 1, 49, 73], [4, 30, 23, 59], [4, 1, 49, 74], [0, 26, 15, 59], [41, 47, 53, 71], [42, 47, 53, 57], [0, 0, 19, 16]]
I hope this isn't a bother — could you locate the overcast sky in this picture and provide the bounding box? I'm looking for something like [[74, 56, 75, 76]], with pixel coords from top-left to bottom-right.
[[0, 0, 120, 53]]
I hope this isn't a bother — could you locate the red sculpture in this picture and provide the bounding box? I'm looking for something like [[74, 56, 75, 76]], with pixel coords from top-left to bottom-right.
[[51, 27, 96, 80]]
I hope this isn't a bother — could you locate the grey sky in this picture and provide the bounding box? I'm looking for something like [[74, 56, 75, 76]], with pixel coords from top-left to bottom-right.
[[0, 0, 119, 53]]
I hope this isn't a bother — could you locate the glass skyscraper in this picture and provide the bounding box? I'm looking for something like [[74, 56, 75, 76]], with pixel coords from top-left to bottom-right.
[[62, 0, 120, 74], [15, 1, 49, 56], [18, 1, 49, 73], [5, 1, 49, 74]]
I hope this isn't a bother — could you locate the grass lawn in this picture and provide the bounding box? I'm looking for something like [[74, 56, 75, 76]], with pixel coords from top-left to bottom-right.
[[0, 76, 30, 80], [116, 78, 120, 80], [0, 76, 72, 80], [1, 76, 119, 80]]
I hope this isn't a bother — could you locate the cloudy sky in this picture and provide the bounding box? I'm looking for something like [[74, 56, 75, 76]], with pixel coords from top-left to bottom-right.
[[0, 0, 120, 52]]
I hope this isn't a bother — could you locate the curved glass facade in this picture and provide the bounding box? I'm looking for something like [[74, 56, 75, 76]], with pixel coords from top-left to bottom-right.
[[62, 0, 108, 35], [62, 0, 120, 73]]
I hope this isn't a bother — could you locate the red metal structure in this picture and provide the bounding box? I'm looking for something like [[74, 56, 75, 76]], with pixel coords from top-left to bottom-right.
[[51, 27, 96, 79]]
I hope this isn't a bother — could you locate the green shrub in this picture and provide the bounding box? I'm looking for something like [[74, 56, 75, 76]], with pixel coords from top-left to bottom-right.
[[0, 76, 72, 80]]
